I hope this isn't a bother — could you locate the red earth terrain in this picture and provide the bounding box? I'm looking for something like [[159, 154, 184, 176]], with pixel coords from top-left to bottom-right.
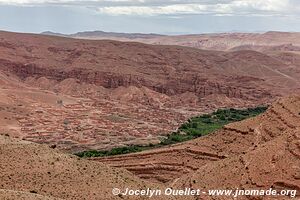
[[0, 95, 298, 200], [0, 31, 300, 152], [0, 135, 169, 200], [0, 31, 299, 200]]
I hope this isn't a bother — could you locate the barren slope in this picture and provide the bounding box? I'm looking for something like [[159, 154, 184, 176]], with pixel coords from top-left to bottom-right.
[[175, 129, 300, 200], [0, 135, 166, 200], [0, 189, 61, 200]]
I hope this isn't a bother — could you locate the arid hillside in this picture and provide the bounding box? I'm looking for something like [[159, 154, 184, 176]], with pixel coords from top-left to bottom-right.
[[93, 95, 300, 199], [0, 189, 62, 200], [1, 31, 300, 152], [146, 32, 300, 52], [0, 135, 167, 200], [58, 31, 300, 70], [48, 31, 300, 52]]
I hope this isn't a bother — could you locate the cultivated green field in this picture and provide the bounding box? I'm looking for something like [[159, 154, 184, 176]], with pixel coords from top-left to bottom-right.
[[76, 106, 267, 158]]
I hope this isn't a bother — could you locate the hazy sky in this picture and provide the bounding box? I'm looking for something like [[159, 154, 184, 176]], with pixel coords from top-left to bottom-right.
[[0, 0, 300, 34]]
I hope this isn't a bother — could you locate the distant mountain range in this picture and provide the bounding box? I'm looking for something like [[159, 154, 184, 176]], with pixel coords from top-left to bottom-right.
[[41, 30, 300, 52], [41, 30, 164, 39]]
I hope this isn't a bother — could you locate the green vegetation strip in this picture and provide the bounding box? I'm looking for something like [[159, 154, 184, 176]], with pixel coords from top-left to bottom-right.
[[75, 106, 267, 158]]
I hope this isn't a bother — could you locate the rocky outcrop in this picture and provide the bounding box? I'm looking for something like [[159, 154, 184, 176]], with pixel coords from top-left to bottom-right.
[[0, 58, 272, 102]]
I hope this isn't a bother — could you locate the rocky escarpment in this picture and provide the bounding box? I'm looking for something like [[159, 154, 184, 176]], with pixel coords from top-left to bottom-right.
[[0, 58, 273, 102], [1, 31, 299, 103]]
